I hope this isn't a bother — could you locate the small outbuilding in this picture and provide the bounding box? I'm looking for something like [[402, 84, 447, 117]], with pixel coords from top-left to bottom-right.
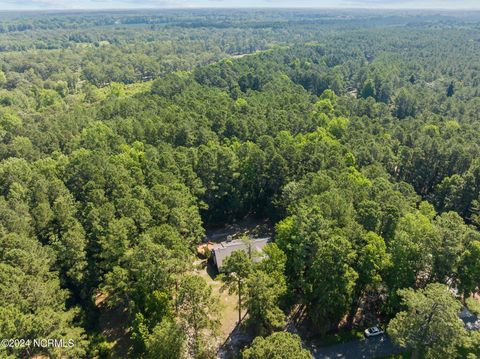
[[197, 241, 214, 258]]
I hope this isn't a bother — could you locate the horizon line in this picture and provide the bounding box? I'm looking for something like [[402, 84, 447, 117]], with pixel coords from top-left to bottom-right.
[[2, 6, 480, 12]]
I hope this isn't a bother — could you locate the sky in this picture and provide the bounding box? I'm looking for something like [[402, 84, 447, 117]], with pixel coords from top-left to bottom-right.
[[1, 0, 479, 11]]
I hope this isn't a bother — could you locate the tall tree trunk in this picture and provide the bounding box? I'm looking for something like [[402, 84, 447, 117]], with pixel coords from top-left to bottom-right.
[[411, 348, 418, 359], [238, 280, 242, 324], [346, 284, 363, 328], [175, 279, 179, 314]]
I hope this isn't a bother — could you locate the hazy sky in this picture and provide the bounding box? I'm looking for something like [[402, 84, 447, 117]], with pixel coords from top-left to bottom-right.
[[1, 0, 479, 10]]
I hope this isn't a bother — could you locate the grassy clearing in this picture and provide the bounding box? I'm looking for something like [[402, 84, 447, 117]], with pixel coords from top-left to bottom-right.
[[195, 262, 240, 341]]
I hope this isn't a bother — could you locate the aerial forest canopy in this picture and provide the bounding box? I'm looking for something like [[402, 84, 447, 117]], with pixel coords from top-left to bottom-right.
[[0, 8, 480, 359]]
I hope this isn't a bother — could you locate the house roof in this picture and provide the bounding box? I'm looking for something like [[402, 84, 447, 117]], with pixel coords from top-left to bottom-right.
[[212, 237, 270, 270]]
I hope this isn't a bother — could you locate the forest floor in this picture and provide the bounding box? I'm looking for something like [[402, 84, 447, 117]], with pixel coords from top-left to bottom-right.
[[96, 292, 132, 358], [205, 217, 274, 243]]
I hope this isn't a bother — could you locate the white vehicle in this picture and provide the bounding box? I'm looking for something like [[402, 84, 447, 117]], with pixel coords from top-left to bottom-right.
[[466, 320, 480, 331], [364, 326, 384, 337]]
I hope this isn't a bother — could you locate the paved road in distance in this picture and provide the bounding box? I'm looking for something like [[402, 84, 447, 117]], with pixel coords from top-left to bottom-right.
[[311, 335, 403, 359]]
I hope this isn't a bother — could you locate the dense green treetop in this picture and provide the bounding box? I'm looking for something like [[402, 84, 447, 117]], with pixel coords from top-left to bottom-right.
[[1, 9, 480, 358]]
